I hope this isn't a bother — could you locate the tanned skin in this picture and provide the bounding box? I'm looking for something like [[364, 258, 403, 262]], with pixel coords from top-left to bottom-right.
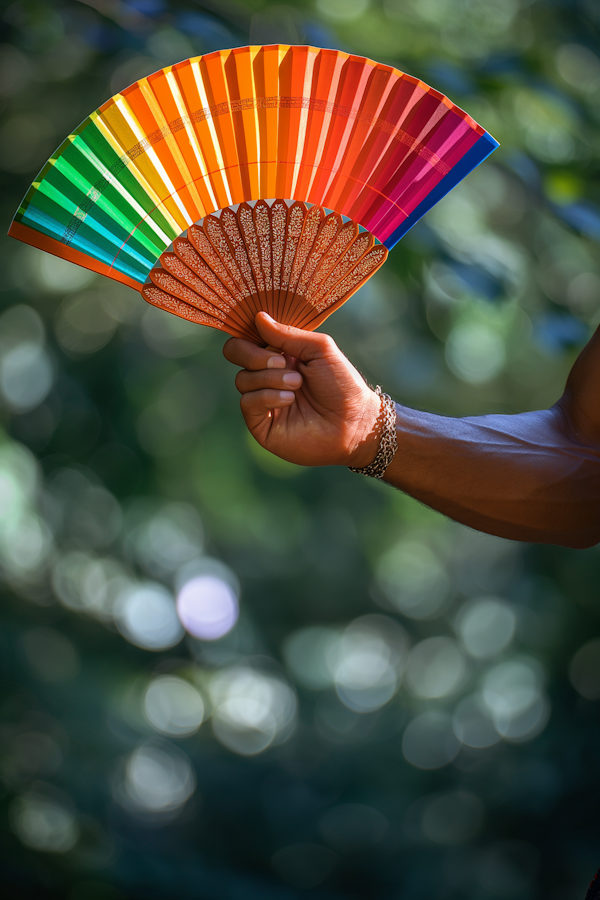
[[223, 312, 600, 549]]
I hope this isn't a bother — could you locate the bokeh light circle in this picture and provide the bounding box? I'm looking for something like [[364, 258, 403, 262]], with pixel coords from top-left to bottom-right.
[[402, 711, 461, 770], [124, 740, 196, 813], [144, 676, 204, 737], [10, 793, 79, 853], [177, 574, 239, 640], [455, 596, 516, 660], [405, 637, 467, 699], [452, 693, 501, 749], [115, 583, 184, 651], [209, 666, 297, 756], [331, 615, 409, 713], [569, 639, 600, 699]]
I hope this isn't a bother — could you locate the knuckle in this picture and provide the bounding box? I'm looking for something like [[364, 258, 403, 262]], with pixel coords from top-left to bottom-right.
[[320, 334, 337, 354], [239, 392, 253, 414]]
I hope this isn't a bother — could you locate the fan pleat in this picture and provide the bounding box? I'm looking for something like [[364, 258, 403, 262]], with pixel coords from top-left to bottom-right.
[[199, 53, 244, 204], [323, 66, 397, 214]]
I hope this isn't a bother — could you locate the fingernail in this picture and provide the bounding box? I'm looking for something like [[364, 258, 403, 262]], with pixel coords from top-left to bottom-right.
[[279, 391, 295, 401], [267, 355, 285, 369], [283, 372, 302, 387], [261, 313, 274, 322]]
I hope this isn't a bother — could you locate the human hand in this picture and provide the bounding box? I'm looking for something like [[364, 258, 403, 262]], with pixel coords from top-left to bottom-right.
[[222, 312, 381, 468]]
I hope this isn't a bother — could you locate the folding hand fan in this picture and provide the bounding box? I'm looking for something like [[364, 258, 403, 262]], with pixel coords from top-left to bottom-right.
[[9, 44, 498, 343]]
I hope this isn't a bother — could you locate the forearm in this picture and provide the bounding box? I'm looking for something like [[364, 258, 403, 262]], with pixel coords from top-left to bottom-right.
[[226, 315, 600, 548], [382, 403, 600, 548]]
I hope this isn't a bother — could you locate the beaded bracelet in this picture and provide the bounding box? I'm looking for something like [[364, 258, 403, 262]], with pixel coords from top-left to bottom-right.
[[348, 385, 398, 479]]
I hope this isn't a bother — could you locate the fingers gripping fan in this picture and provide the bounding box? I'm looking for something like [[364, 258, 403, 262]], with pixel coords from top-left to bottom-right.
[[9, 45, 498, 343]]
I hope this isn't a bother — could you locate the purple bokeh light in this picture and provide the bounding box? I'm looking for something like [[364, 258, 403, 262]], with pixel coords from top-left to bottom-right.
[[176, 575, 239, 640]]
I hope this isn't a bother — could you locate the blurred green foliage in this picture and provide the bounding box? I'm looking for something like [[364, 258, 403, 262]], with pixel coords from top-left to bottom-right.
[[1, 1, 600, 898]]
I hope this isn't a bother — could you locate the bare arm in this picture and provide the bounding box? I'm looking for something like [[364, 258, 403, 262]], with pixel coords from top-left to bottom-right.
[[224, 313, 600, 549]]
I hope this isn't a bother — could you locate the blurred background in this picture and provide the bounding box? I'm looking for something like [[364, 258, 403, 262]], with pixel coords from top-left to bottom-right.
[[1, 1, 600, 898]]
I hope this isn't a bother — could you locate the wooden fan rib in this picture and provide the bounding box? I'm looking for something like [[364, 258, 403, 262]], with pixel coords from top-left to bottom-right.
[[278, 201, 306, 323], [253, 200, 274, 317], [269, 199, 288, 319], [171, 240, 258, 337], [304, 220, 359, 301], [170, 241, 231, 309], [149, 268, 226, 320], [295, 212, 341, 299], [203, 215, 249, 299], [159, 250, 255, 335], [237, 203, 265, 297], [187, 224, 240, 298], [308, 232, 374, 310], [220, 207, 262, 319], [289, 204, 323, 295], [284, 204, 324, 325], [142, 284, 247, 338], [203, 212, 264, 328], [298, 245, 388, 331], [281, 212, 342, 329]]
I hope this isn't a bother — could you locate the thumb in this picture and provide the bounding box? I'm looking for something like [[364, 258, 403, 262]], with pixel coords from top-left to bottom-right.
[[255, 312, 332, 362]]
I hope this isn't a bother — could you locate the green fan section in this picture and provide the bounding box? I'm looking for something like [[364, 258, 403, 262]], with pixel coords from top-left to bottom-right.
[[15, 117, 179, 283]]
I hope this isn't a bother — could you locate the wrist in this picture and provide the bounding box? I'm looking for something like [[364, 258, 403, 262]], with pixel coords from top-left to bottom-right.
[[346, 388, 384, 468], [348, 387, 398, 478]]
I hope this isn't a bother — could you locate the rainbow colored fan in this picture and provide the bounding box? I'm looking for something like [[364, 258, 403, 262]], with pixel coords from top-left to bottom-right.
[[9, 44, 498, 343]]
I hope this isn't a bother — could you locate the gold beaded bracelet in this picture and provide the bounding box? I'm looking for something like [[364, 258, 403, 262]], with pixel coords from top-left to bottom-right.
[[348, 385, 398, 479]]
